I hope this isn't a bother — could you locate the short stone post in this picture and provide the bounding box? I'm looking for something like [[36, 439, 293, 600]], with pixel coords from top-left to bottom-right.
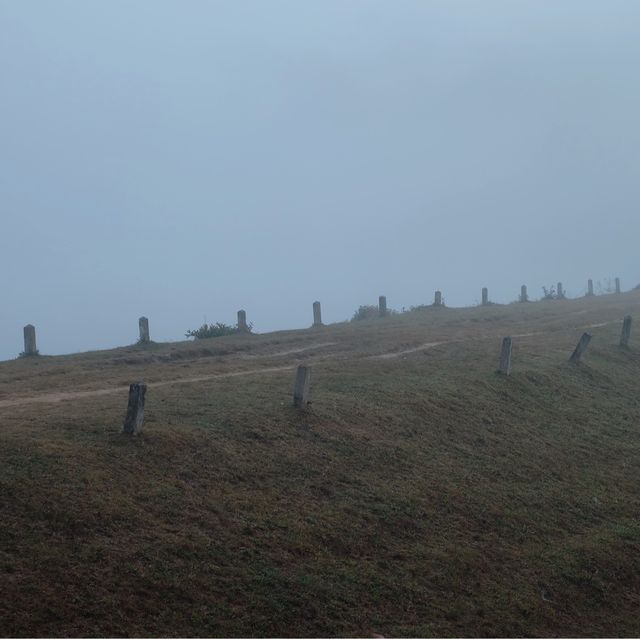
[[520, 285, 528, 303], [557, 282, 564, 299], [23, 324, 37, 356], [293, 365, 311, 408], [312, 301, 323, 327], [620, 315, 632, 347], [587, 279, 594, 297], [434, 291, 443, 306], [237, 309, 249, 333], [569, 332, 592, 364], [482, 287, 489, 306], [138, 317, 150, 343], [615, 277, 621, 294], [498, 337, 513, 375], [378, 295, 387, 317], [122, 382, 147, 435]]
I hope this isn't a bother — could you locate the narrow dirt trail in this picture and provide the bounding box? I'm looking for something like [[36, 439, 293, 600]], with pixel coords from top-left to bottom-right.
[[372, 341, 445, 359], [238, 341, 337, 359], [0, 342, 339, 409], [0, 318, 624, 410], [0, 365, 298, 409]]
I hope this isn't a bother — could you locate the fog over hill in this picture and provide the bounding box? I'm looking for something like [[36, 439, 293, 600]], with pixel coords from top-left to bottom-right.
[[1, 0, 639, 359]]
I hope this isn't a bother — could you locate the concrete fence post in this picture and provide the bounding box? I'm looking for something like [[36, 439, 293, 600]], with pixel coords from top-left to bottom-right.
[[587, 279, 594, 297], [434, 291, 443, 307], [520, 285, 528, 303], [615, 277, 621, 294], [557, 282, 564, 299], [312, 301, 323, 327], [237, 309, 249, 333], [122, 382, 147, 435], [482, 287, 489, 306], [293, 365, 311, 408], [569, 332, 592, 364], [620, 315, 632, 347], [498, 337, 513, 375], [23, 324, 37, 356], [378, 295, 387, 317], [138, 317, 150, 343]]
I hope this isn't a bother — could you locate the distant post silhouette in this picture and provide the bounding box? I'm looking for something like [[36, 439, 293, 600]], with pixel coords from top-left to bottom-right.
[[313, 301, 323, 327], [434, 291, 443, 307], [520, 285, 529, 303], [482, 287, 489, 306], [378, 296, 387, 317], [557, 282, 564, 299], [23, 324, 37, 356], [587, 279, 594, 297], [615, 277, 621, 294], [237, 310, 249, 333], [138, 317, 150, 343]]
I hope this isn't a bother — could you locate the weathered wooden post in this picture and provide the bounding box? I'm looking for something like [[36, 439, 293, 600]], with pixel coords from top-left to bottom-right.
[[312, 301, 323, 327], [498, 337, 513, 375], [23, 324, 37, 356], [138, 317, 150, 343], [482, 287, 489, 306], [557, 282, 564, 299], [569, 332, 592, 364], [378, 295, 387, 317], [520, 285, 528, 303], [620, 315, 632, 347], [293, 365, 311, 408], [615, 277, 621, 294], [122, 382, 147, 435], [587, 279, 594, 297], [434, 291, 443, 307], [237, 309, 249, 333]]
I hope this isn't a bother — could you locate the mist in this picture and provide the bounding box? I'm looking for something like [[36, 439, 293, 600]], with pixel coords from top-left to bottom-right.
[[1, 0, 638, 360]]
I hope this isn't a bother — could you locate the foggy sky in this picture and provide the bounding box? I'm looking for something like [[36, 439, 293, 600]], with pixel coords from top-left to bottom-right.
[[1, 0, 638, 360]]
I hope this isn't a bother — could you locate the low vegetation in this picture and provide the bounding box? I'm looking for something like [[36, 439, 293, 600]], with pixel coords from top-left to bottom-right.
[[185, 321, 249, 339], [351, 305, 380, 321], [1, 290, 640, 636], [409, 301, 445, 311], [541, 285, 557, 300]]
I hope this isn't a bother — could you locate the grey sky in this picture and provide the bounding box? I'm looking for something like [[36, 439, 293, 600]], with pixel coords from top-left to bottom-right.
[[1, 0, 638, 359]]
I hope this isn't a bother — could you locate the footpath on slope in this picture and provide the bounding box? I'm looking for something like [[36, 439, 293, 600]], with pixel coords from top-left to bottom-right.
[[0, 316, 625, 410]]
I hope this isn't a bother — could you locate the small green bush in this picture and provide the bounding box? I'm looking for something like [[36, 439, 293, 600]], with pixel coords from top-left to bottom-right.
[[351, 305, 380, 321], [186, 322, 250, 339], [541, 285, 556, 300], [351, 305, 398, 321]]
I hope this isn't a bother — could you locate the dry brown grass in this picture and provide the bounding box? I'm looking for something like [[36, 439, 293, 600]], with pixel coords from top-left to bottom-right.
[[1, 291, 640, 636]]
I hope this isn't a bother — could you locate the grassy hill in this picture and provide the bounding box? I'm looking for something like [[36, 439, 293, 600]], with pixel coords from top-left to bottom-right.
[[1, 291, 640, 637]]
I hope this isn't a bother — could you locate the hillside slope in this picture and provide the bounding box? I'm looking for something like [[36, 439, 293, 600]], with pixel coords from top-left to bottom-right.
[[1, 292, 640, 637]]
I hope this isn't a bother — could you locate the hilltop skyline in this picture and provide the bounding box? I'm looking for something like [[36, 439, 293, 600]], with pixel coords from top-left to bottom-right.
[[1, 0, 639, 359]]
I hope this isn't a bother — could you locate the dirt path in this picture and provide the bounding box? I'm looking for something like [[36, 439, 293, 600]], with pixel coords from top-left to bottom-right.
[[0, 318, 624, 410], [0, 365, 297, 409], [373, 341, 445, 359], [238, 341, 337, 359]]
